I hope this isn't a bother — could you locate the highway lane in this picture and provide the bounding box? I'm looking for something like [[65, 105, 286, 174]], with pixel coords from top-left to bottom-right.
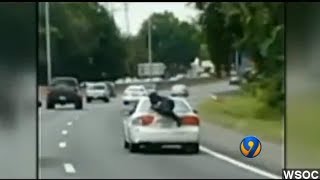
[[39, 81, 268, 179]]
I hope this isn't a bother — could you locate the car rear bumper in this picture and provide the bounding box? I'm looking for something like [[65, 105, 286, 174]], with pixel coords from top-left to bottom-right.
[[47, 93, 82, 103], [129, 126, 199, 144], [86, 94, 108, 99], [122, 96, 143, 104], [229, 79, 240, 84], [171, 92, 189, 97]]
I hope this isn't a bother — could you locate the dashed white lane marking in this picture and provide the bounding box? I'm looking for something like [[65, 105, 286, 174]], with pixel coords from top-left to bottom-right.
[[67, 121, 73, 126], [59, 142, 67, 148], [61, 130, 68, 135], [64, 163, 76, 174], [200, 146, 281, 179]]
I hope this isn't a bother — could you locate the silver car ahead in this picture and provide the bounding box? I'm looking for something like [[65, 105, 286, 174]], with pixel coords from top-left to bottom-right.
[[122, 97, 200, 154], [85, 82, 110, 103], [171, 84, 189, 97]]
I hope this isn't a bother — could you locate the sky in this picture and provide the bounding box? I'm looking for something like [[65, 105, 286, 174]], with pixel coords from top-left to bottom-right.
[[99, 2, 200, 36]]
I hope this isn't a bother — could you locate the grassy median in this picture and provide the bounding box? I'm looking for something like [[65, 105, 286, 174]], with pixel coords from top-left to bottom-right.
[[198, 93, 283, 143]]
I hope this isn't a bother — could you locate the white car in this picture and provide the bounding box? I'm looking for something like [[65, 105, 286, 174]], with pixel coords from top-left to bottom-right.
[[85, 82, 110, 103], [229, 71, 240, 85], [151, 77, 162, 82], [171, 84, 189, 97], [123, 97, 200, 153], [115, 79, 125, 85], [199, 73, 210, 78], [143, 83, 157, 94], [122, 85, 148, 106]]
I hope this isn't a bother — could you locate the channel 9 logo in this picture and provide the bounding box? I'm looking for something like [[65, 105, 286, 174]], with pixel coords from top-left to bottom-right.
[[240, 136, 262, 158]]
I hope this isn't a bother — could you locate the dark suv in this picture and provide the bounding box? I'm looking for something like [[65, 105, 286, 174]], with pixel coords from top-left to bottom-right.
[[46, 77, 83, 110]]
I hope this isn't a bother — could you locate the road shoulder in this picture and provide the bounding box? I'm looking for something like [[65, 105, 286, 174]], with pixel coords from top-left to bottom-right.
[[199, 119, 283, 176]]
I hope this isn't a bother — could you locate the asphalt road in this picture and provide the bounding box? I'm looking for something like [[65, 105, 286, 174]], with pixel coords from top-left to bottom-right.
[[39, 81, 271, 179]]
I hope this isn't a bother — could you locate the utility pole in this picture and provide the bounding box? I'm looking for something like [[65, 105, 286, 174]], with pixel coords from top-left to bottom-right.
[[148, 18, 152, 78], [45, 2, 52, 85], [124, 3, 130, 35]]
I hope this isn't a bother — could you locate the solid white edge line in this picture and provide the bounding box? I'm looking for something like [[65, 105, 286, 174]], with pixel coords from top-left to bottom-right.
[[59, 142, 67, 148], [64, 163, 76, 174], [62, 130, 68, 135], [200, 146, 281, 179]]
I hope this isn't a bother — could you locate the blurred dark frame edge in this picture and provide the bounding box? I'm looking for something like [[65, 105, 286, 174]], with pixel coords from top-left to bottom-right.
[[284, 2, 287, 169], [35, 2, 40, 179]]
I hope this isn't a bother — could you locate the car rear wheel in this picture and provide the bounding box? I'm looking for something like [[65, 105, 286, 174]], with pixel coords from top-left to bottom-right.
[[103, 97, 110, 103], [46, 101, 54, 109], [124, 140, 129, 149], [75, 100, 83, 110], [86, 97, 92, 103], [129, 143, 140, 153], [183, 143, 199, 154]]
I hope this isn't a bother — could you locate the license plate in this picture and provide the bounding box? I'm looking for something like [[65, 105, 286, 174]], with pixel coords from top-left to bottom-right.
[[59, 96, 66, 101], [158, 122, 176, 128], [162, 145, 181, 148]]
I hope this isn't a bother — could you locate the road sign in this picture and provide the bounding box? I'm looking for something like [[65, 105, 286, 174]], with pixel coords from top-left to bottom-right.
[[138, 63, 166, 77]]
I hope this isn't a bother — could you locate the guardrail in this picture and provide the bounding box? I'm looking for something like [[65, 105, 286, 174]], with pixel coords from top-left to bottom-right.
[[39, 77, 226, 99]]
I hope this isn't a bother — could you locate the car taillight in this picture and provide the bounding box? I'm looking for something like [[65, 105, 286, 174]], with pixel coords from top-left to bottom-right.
[[132, 115, 155, 126], [141, 115, 155, 126], [181, 116, 199, 126]]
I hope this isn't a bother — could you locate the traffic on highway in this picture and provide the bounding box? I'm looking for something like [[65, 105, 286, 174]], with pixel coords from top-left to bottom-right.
[[38, 2, 283, 179], [39, 79, 270, 179]]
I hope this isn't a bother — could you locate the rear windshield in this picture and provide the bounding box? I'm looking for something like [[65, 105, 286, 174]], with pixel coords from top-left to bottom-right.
[[51, 79, 77, 87], [126, 87, 145, 93], [144, 84, 156, 89], [172, 85, 185, 90], [89, 85, 106, 90], [137, 98, 192, 114]]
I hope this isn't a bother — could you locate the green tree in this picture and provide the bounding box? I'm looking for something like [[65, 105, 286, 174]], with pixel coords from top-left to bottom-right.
[[195, 2, 284, 112], [38, 2, 127, 84], [137, 12, 201, 75], [198, 3, 234, 77]]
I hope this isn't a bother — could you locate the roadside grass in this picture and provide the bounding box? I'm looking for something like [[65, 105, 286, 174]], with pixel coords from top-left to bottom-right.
[[198, 93, 283, 143]]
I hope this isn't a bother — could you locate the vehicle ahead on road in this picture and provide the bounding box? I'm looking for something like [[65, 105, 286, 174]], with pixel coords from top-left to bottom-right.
[[105, 81, 117, 98], [122, 85, 148, 106], [123, 96, 200, 154], [85, 82, 110, 103], [46, 77, 83, 110], [171, 84, 189, 97], [142, 83, 157, 95], [229, 70, 240, 85]]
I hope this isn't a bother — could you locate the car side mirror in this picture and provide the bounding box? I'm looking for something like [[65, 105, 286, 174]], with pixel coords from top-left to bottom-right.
[[123, 109, 134, 116], [193, 109, 198, 114], [129, 109, 134, 115]]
